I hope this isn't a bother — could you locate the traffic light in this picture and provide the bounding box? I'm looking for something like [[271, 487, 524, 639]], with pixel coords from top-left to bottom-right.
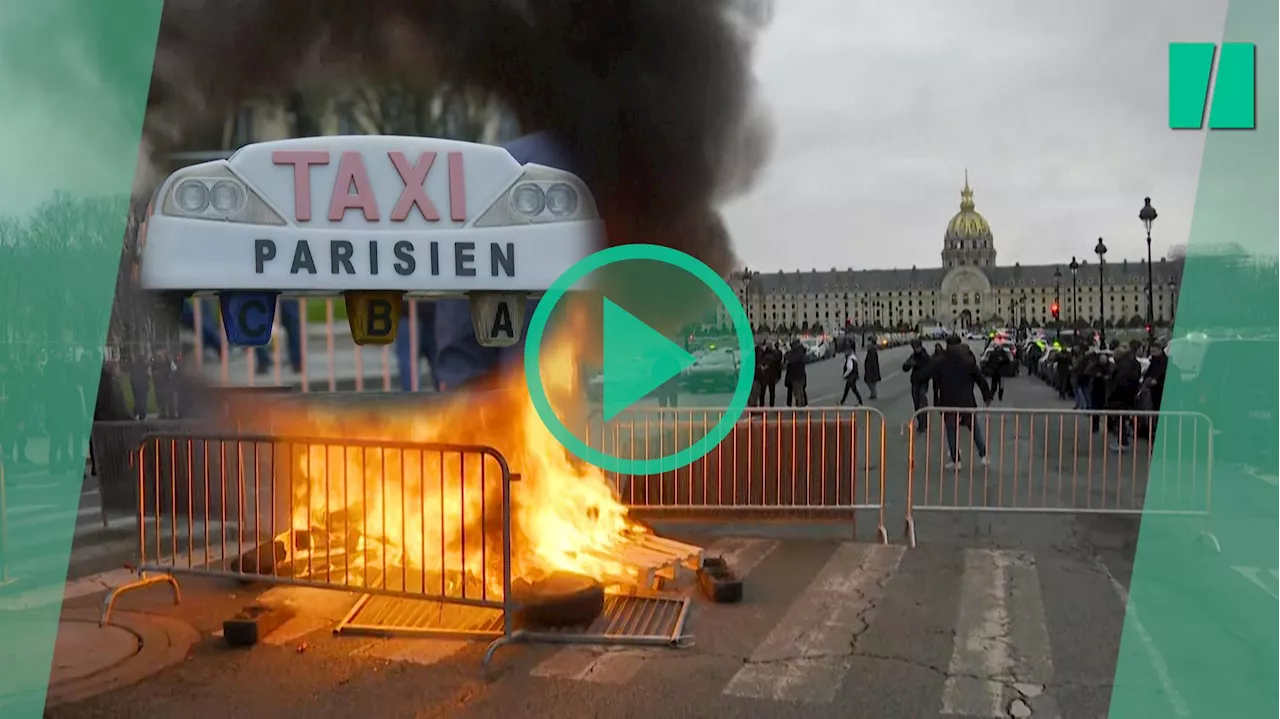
[[1050, 302, 1060, 320]]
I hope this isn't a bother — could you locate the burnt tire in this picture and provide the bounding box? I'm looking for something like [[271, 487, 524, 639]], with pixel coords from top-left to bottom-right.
[[512, 572, 606, 629]]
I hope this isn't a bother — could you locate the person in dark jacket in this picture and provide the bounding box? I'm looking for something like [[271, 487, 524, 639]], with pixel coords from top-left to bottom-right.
[[903, 339, 932, 432], [760, 340, 783, 407], [924, 335, 994, 468], [1105, 342, 1144, 451], [752, 340, 767, 407], [1145, 341, 1169, 431], [931, 343, 945, 406], [1088, 350, 1111, 432], [1069, 346, 1089, 409], [783, 340, 808, 407], [863, 343, 882, 400], [1054, 350, 1072, 400], [839, 345, 863, 405], [981, 344, 1011, 402]]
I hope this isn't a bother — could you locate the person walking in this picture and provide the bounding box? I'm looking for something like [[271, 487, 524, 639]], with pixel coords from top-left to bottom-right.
[[924, 335, 994, 469], [903, 339, 933, 432], [982, 343, 1010, 402], [863, 341, 882, 400], [839, 344, 863, 406], [783, 339, 808, 407]]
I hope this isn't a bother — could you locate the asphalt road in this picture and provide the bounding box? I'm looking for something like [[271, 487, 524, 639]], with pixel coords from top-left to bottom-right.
[[22, 342, 1279, 718]]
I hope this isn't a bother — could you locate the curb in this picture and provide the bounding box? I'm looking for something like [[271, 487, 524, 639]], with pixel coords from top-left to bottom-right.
[[43, 609, 199, 709]]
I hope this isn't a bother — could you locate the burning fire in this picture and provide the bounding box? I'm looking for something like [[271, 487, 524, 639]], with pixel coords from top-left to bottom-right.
[[260, 316, 648, 597]]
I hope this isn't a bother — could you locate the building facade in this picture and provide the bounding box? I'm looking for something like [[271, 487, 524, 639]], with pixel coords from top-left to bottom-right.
[[727, 175, 1183, 333]]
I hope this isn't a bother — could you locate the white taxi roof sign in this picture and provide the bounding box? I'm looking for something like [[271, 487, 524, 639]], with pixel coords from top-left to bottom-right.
[[139, 135, 604, 297]]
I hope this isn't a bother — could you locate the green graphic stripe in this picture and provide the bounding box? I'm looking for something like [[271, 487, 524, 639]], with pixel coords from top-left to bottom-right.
[[0, 2, 162, 716], [1210, 43, 1257, 129], [1111, 0, 1278, 717], [1169, 42, 1258, 130], [1169, 43, 1216, 129]]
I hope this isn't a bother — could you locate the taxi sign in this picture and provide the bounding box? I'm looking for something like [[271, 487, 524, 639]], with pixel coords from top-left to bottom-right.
[[344, 291, 403, 346], [138, 135, 605, 346], [219, 291, 278, 346], [469, 292, 527, 348]]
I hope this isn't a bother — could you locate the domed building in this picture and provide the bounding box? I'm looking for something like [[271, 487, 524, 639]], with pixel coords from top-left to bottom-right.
[[728, 174, 1185, 334]]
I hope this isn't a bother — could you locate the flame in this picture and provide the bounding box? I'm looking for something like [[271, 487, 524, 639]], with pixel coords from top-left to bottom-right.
[[261, 314, 647, 597]]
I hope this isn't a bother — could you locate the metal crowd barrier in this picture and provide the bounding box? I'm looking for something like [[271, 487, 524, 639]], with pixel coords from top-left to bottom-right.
[[90, 420, 212, 525], [902, 407, 1217, 549], [588, 407, 888, 543], [99, 431, 520, 665]]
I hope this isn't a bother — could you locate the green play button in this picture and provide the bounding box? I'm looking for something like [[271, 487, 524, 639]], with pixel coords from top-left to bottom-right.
[[524, 244, 755, 475], [600, 297, 697, 421]]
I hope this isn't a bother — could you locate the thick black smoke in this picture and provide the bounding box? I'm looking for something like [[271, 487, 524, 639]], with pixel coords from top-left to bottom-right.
[[140, 0, 774, 273]]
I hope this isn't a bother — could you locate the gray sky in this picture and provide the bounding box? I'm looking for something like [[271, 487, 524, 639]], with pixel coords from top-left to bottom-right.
[[722, 0, 1230, 272]]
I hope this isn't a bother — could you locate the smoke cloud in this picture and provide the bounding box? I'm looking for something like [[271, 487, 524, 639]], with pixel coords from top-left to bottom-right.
[[140, 0, 774, 273]]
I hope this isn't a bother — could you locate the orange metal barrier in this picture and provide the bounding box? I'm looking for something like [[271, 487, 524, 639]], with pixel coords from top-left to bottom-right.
[[590, 407, 889, 543]]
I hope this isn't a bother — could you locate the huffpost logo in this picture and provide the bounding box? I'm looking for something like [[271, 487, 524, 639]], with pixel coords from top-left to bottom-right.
[[1169, 42, 1256, 130]]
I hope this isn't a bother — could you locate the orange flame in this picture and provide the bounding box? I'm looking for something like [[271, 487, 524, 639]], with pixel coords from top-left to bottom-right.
[[262, 315, 646, 596]]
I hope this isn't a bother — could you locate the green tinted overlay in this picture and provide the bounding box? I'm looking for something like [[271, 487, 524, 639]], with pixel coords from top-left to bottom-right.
[[524, 245, 755, 476], [0, 2, 161, 715], [1110, 1, 1277, 716]]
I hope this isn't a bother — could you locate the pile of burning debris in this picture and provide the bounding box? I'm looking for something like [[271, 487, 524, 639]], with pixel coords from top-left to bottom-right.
[[227, 515, 745, 639]]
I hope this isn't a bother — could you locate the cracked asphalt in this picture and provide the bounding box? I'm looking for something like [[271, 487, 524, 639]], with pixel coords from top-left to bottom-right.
[[46, 344, 1265, 719]]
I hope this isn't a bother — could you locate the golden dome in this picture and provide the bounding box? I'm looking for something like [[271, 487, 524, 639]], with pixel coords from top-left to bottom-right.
[[944, 171, 993, 242]]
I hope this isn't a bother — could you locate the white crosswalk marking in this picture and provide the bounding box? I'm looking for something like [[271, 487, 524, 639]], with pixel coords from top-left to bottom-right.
[[722, 543, 905, 704], [941, 549, 1059, 718], [20, 531, 1183, 714], [1231, 566, 1279, 601], [529, 537, 780, 684]]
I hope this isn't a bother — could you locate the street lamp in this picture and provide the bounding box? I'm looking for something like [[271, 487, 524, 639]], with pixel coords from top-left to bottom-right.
[[739, 268, 759, 333], [843, 292, 850, 331], [1168, 279, 1178, 324], [1069, 257, 1079, 331], [1018, 291, 1028, 337], [1053, 266, 1062, 340], [1139, 198, 1158, 338], [1095, 237, 1108, 346]]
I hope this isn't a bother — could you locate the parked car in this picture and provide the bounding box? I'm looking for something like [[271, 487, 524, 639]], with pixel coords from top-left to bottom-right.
[[682, 348, 741, 393]]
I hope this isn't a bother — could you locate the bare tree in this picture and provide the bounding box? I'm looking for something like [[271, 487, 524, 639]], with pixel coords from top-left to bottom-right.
[[339, 82, 507, 142]]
